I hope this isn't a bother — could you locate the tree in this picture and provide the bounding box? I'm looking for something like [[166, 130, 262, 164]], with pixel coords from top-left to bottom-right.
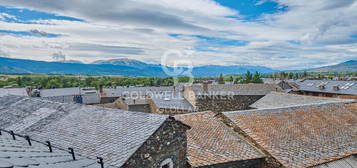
[[252, 71, 263, 83], [218, 74, 225, 84]]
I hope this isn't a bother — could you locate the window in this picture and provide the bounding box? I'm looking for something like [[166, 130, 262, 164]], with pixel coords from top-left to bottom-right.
[[160, 158, 173, 168]]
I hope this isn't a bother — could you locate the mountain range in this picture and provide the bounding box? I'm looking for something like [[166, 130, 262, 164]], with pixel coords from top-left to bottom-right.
[[0, 57, 355, 77]]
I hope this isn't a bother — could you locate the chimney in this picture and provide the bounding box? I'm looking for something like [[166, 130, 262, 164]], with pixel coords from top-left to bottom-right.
[[333, 85, 339, 91], [99, 85, 103, 93], [203, 81, 209, 93]]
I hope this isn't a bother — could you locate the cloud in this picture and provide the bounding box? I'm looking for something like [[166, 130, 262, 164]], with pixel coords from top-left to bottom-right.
[[52, 51, 65, 61], [0, 0, 357, 69]]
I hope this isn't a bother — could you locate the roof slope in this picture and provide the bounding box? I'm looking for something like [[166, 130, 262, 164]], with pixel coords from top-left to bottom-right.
[[0, 130, 114, 168], [312, 155, 357, 168], [224, 102, 357, 168], [250, 92, 354, 109], [151, 94, 196, 111], [192, 84, 282, 96], [0, 96, 169, 168], [292, 80, 357, 95], [175, 112, 264, 167]]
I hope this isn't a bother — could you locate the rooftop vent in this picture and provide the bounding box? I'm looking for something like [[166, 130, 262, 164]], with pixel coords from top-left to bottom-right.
[[332, 85, 340, 91], [319, 84, 325, 90]]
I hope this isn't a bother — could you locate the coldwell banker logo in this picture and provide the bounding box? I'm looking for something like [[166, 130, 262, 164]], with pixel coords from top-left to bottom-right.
[[161, 49, 194, 86]]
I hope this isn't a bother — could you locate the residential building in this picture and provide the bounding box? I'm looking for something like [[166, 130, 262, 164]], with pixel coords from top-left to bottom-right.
[[175, 112, 265, 168], [224, 102, 357, 168], [148, 93, 197, 115], [114, 97, 150, 112], [0, 130, 112, 168], [289, 80, 357, 99], [38, 87, 100, 104], [183, 83, 282, 112], [0, 95, 190, 168], [250, 92, 354, 109]]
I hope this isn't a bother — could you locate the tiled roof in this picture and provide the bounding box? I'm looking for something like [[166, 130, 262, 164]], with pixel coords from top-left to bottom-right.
[[250, 92, 355, 109], [175, 112, 264, 167], [0, 95, 169, 168], [151, 94, 196, 111], [192, 84, 282, 96], [312, 155, 357, 168], [40, 87, 81, 97], [102, 86, 178, 97], [0, 130, 114, 168], [291, 80, 357, 95], [224, 102, 357, 168], [0, 88, 29, 97], [122, 98, 148, 105]]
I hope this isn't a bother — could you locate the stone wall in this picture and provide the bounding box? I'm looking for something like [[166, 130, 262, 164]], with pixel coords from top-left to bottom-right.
[[196, 95, 264, 112], [122, 118, 189, 168], [183, 86, 196, 107], [196, 158, 264, 168], [128, 104, 151, 113]]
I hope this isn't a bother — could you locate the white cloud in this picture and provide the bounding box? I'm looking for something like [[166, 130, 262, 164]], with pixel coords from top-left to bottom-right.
[[0, 0, 356, 69]]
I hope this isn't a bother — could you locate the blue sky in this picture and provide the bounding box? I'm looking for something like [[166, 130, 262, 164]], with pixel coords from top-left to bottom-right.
[[0, 0, 356, 70]]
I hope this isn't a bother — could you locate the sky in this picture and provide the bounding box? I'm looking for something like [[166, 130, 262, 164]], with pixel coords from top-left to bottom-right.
[[0, 0, 357, 70]]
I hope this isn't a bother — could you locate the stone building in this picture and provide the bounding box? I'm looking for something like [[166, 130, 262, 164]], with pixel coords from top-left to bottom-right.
[[0, 130, 112, 168], [37, 87, 101, 104], [183, 84, 282, 112], [224, 101, 357, 168], [250, 92, 353, 109], [114, 97, 151, 112], [288, 79, 357, 99], [175, 112, 265, 168], [148, 93, 197, 115], [0, 95, 190, 168]]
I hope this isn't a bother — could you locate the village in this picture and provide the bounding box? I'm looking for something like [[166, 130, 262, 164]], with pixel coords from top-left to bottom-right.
[[0, 77, 356, 168]]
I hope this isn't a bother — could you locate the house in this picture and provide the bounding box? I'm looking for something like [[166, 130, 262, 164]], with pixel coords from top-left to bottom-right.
[[223, 102, 357, 168], [148, 93, 197, 115], [289, 80, 357, 99], [0, 95, 190, 168], [262, 78, 292, 90], [114, 97, 151, 112], [183, 83, 282, 112], [0, 130, 112, 168], [38, 87, 100, 104], [250, 92, 354, 109], [175, 112, 265, 168]]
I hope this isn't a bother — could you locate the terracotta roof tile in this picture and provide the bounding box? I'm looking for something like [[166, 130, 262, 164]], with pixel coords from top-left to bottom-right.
[[224, 102, 357, 168], [175, 112, 264, 167]]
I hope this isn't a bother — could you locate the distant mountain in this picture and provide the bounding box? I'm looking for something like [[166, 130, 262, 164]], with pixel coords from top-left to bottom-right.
[[308, 60, 357, 72], [0, 57, 278, 77], [92, 58, 155, 69]]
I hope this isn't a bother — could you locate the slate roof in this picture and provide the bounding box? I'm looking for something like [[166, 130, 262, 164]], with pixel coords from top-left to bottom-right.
[[224, 102, 357, 168], [175, 112, 264, 167], [250, 92, 354, 109], [312, 155, 357, 168], [292, 80, 357, 95], [191, 84, 282, 96], [122, 98, 148, 105], [39, 88, 100, 104], [102, 86, 178, 97], [40, 87, 81, 97], [151, 94, 196, 111], [0, 130, 113, 168], [0, 88, 29, 97], [0, 95, 170, 168]]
